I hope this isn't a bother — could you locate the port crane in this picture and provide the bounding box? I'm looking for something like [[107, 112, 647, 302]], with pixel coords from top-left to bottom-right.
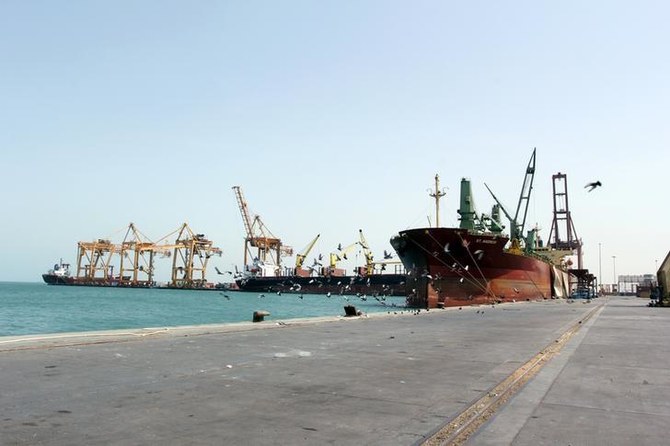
[[155, 223, 222, 288], [485, 148, 537, 251], [118, 223, 157, 285], [326, 240, 359, 277], [294, 233, 320, 276], [325, 231, 376, 277], [71, 222, 221, 287], [75, 238, 119, 283], [547, 172, 583, 268], [232, 186, 293, 275], [357, 229, 375, 276]]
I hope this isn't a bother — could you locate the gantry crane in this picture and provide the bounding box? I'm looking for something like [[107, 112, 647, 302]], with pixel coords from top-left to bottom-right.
[[118, 223, 157, 286], [73, 222, 220, 288], [232, 186, 293, 273], [547, 172, 582, 268], [76, 237, 119, 283], [157, 223, 222, 288]]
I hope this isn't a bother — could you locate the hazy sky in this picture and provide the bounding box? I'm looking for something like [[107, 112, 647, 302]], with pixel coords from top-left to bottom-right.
[[1, 1, 668, 284]]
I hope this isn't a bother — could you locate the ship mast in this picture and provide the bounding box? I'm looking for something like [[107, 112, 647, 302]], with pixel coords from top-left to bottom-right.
[[429, 174, 447, 227]]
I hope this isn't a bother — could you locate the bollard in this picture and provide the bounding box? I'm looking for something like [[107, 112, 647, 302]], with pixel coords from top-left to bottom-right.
[[344, 305, 358, 317], [253, 310, 270, 322]]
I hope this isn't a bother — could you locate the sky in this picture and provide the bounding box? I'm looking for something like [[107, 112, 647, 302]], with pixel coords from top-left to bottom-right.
[[1, 1, 668, 284]]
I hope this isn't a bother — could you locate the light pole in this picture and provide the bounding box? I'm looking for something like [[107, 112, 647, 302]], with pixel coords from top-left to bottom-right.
[[612, 256, 619, 293], [598, 243, 602, 289]]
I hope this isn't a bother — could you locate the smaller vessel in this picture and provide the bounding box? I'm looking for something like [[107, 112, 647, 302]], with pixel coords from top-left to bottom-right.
[[42, 259, 74, 285]]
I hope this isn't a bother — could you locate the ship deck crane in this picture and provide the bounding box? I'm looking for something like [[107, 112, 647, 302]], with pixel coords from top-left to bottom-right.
[[232, 186, 293, 274], [326, 240, 360, 277], [485, 148, 537, 251], [357, 229, 375, 276], [295, 233, 320, 276]]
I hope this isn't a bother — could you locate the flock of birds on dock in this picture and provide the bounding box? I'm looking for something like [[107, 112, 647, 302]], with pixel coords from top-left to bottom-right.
[[218, 285, 401, 308]]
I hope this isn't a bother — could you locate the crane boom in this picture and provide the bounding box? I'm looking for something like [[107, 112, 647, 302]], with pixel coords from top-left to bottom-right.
[[512, 148, 536, 242], [329, 241, 359, 269], [484, 148, 537, 245], [231, 185, 292, 273], [232, 186, 254, 240], [296, 234, 320, 269], [358, 229, 375, 275]]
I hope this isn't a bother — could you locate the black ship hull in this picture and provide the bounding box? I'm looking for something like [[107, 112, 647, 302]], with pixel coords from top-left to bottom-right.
[[235, 273, 406, 296], [42, 274, 74, 285]]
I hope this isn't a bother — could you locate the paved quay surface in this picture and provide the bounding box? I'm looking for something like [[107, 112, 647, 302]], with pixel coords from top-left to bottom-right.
[[469, 295, 670, 446], [1, 296, 664, 445]]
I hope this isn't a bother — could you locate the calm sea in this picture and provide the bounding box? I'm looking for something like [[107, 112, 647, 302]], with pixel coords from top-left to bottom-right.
[[0, 282, 407, 337]]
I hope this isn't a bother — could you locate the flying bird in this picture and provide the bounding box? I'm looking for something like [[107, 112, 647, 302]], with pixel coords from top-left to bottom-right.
[[215, 266, 224, 275], [383, 250, 393, 259], [585, 181, 602, 192]]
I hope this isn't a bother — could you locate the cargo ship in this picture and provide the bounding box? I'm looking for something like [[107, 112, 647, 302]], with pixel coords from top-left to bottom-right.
[[235, 270, 406, 296], [42, 259, 75, 285], [232, 186, 406, 296], [234, 236, 407, 296], [390, 149, 573, 308]]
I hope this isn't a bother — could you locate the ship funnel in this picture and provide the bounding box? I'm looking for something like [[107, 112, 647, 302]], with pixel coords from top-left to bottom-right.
[[457, 178, 477, 230]]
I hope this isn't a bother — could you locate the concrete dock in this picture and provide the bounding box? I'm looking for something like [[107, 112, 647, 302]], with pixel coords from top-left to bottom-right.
[[1, 296, 668, 445]]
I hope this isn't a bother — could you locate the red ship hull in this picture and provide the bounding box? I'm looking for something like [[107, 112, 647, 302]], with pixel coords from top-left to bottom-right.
[[390, 227, 570, 308]]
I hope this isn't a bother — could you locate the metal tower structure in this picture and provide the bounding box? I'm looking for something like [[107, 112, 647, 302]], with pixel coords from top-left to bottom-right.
[[169, 223, 222, 288], [232, 186, 293, 269], [547, 172, 583, 268], [118, 223, 156, 286], [428, 174, 447, 227], [76, 238, 118, 282]]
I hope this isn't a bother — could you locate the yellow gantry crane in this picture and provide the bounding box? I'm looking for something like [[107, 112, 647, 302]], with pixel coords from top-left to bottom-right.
[[74, 222, 221, 287], [151, 223, 222, 288], [232, 186, 293, 272], [118, 223, 157, 286], [76, 237, 119, 283]]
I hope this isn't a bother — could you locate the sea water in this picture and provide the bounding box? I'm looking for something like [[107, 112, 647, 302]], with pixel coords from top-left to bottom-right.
[[0, 282, 407, 337]]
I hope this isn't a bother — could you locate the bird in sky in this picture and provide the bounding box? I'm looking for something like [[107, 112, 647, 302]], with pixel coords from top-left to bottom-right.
[[383, 250, 393, 259], [585, 181, 602, 192]]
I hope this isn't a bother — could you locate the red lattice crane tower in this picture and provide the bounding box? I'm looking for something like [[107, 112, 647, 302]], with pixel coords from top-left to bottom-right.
[[547, 172, 583, 268]]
